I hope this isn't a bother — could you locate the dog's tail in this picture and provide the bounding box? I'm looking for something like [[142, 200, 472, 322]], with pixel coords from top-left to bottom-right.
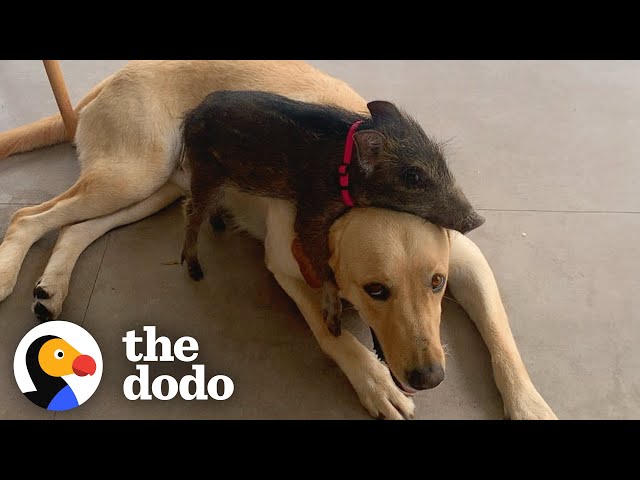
[[0, 76, 111, 160]]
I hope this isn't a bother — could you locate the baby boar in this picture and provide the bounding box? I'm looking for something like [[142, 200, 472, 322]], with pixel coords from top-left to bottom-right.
[[180, 90, 484, 336]]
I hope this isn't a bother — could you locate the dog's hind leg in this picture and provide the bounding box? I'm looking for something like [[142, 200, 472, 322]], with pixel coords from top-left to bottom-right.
[[447, 230, 557, 420], [0, 162, 169, 302], [32, 182, 183, 321]]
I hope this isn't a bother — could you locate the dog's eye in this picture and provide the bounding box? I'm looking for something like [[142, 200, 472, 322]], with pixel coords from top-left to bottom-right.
[[431, 274, 446, 292], [364, 282, 390, 301], [403, 167, 423, 188]]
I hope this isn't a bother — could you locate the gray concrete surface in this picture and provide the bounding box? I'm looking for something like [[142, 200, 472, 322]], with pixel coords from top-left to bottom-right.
[[0, 60, 638, 419]]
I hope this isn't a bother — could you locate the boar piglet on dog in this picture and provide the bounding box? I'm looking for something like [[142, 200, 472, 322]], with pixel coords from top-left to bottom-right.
[[180, 90, 484, 336]]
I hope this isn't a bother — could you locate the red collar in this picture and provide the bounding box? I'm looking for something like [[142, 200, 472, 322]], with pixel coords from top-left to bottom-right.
[[338, 120, 363, 207]]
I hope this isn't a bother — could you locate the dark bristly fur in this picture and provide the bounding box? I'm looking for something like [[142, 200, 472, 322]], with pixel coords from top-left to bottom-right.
[[180, 91, 485, 335]]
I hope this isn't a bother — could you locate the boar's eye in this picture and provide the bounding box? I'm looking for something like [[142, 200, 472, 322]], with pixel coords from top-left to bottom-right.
[[402, 167, 423, 188]]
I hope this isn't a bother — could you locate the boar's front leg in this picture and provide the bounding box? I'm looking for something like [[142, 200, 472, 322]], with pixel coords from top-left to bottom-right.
[[293, 204, 346, 337]]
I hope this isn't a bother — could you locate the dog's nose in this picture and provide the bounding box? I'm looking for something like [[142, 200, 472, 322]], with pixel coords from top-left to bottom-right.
[[407, 364, 445, 390]]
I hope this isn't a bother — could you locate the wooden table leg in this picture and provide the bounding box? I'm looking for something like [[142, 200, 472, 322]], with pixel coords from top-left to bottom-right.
[[42, 60, 77, 141]]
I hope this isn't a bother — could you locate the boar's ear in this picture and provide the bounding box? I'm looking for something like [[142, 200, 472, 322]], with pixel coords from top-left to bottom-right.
[[353, 130, 387, 176], [367, 100, 402, 121]]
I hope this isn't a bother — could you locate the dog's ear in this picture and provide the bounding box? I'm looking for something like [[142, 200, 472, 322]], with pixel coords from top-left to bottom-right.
[[353, 130, 387, 176], [367, 100, 402, 121], [291, 238, 323, 289]]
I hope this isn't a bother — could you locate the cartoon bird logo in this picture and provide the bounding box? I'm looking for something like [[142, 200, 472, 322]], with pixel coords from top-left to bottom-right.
[[23, 334, 97, 411]]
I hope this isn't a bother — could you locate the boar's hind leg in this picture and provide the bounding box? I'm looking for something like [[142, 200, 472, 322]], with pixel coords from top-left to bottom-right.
[[181, 166, 225, 281]]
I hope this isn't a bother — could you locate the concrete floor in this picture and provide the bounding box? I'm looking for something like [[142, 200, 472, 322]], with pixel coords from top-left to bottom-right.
[[0, 60, 638, 419]]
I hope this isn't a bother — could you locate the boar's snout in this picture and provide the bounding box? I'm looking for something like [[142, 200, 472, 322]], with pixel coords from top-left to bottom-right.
[[459, 210, 485, 234], [436, 187, 485, 234]]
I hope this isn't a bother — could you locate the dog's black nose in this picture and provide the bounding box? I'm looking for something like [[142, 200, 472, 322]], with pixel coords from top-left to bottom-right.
[[408, 364, 445, 390]]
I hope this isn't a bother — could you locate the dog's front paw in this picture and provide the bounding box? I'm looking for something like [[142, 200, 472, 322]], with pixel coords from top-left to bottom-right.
[[31, 279, 66, 322], [352, 354, 415, 420], [321, 281, 342, 337], [504, 384, 557, 420]]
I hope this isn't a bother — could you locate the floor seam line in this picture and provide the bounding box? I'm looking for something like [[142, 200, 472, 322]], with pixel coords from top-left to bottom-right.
[[476, 208, 640, 214], [80, 233, 111, 328]]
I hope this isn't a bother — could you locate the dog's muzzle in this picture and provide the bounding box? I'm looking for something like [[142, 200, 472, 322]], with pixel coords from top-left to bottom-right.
[[370, 328, 444, 393], [370, 328, 414, 394]]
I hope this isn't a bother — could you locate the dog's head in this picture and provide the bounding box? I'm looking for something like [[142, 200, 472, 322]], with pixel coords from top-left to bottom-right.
[[328, 208, 450, 394], [350, 101, 484, 234]]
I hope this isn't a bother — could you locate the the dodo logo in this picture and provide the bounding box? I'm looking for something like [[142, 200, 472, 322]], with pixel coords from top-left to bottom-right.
[[13, 321, 103, 411]]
